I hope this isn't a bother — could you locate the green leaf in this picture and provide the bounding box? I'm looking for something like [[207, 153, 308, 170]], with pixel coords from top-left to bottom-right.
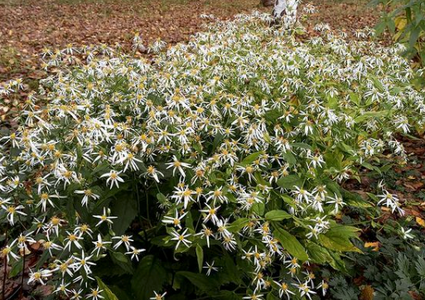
[[227, 218, 250, 233], [273, 225, 308, 261], [217, 291, 243, 300], [318, 225, 360, 252], [265, 210, 292, 221], [291, 143, 313, 150], [266, 292, 280, 300], [277, 175, 303, 189], [281, 151, 297, 165], [306, 242, 333, 264], [157, 193, 167, 205], [96, 277, 119, 300], [341, 189, 372, 208], [196, 244, 204, 273], [177, 271, 219, 292], [111, 193, 138, 235], [354, 111, 389, 123], [252, 202, 265, 216], [220, 252, 243, 284], [240, 152, 262, 166], [324, 150, 343, 170], [217, 253, 242, 285], [415, 256, 425, 278], [8, 259, 23, 278], [409, 25, 421, 47], [328, 251, 348, 273], [109, 286, 132, 300], [110, 251, 133, 274], [131, 255, 167, 300], [185, 211, 195, 231], [349, 92, 360, 106]]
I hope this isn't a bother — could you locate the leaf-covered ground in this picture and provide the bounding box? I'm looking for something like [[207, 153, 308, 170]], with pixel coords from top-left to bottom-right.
[[0, 0, 379, 82]]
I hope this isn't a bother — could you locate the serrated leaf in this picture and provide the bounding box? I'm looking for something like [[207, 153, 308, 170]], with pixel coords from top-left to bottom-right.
[[273, 225, 308, 261]]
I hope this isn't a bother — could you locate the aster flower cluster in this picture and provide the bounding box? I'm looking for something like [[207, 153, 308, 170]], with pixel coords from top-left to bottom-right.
[[0, 11, 424, 299]]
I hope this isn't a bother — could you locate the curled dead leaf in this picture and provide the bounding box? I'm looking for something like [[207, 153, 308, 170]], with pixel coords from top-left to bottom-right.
[[364, 242, 380, 252], [416, 217, 425, 228]]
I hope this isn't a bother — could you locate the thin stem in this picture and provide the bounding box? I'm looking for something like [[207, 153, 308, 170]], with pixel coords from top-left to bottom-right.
[[145, 190, 150, 226], [20, 250, 25, 299], [2, 255, 6, 300], [2, 225, 8, 300]]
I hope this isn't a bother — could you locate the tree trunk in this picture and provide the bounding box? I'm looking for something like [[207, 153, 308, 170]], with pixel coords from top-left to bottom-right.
[[272, 0, 299, 28], [261, 0, 274, 7]]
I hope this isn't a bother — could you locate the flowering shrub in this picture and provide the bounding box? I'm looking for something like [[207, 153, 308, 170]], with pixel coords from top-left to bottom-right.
[[1, 12, 425, 300]]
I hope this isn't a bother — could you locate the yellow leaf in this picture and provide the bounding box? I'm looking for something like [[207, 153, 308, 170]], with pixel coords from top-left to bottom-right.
[[364, 242, 380, 252], [395, 16, 407, 31], [416, 217, 425, 228], [360, 285, 374, 300]]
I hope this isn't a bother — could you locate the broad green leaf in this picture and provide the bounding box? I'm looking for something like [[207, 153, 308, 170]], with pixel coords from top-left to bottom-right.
[[109, 286, 132, 300], [110, 251, 133, 274], [277, 175, 303, 189], [185, 211, 195, 231], [349, 92, 360, 106], [324, 151, 343, 170], [306, 242, 333, 264], [241, 152, 262, 166], [196, 244, 204, 273], [252, 202, 265, 216], [96, 277, 119, 300], [341, 189, 372, 208], [177, 271, 219, 292], [265, 210, 292, 221], [354, 111, 389, 123], [157, 192, 167, 203], [8, 259, 23, 278], [328, 251, 348, 273], [273, 225, 308, 261], [281, 151, 297, 165], [227, 218, 250, 233], [111, 193, 138, 235], [318, 225, 360, 252], [217, 290, 243, 300], [131, 255, 167, 300], [291, 143, 313, 150]]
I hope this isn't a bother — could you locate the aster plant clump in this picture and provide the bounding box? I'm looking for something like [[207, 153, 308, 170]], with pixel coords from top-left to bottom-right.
[[1, 11, 425, 300]]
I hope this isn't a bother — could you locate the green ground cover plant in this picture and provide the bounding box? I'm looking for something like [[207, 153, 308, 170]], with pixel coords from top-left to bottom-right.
[[0, 9, 424, 299]]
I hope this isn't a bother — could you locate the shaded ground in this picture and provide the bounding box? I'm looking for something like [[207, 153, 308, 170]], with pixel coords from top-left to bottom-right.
[[0, 0, 380, 82]]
